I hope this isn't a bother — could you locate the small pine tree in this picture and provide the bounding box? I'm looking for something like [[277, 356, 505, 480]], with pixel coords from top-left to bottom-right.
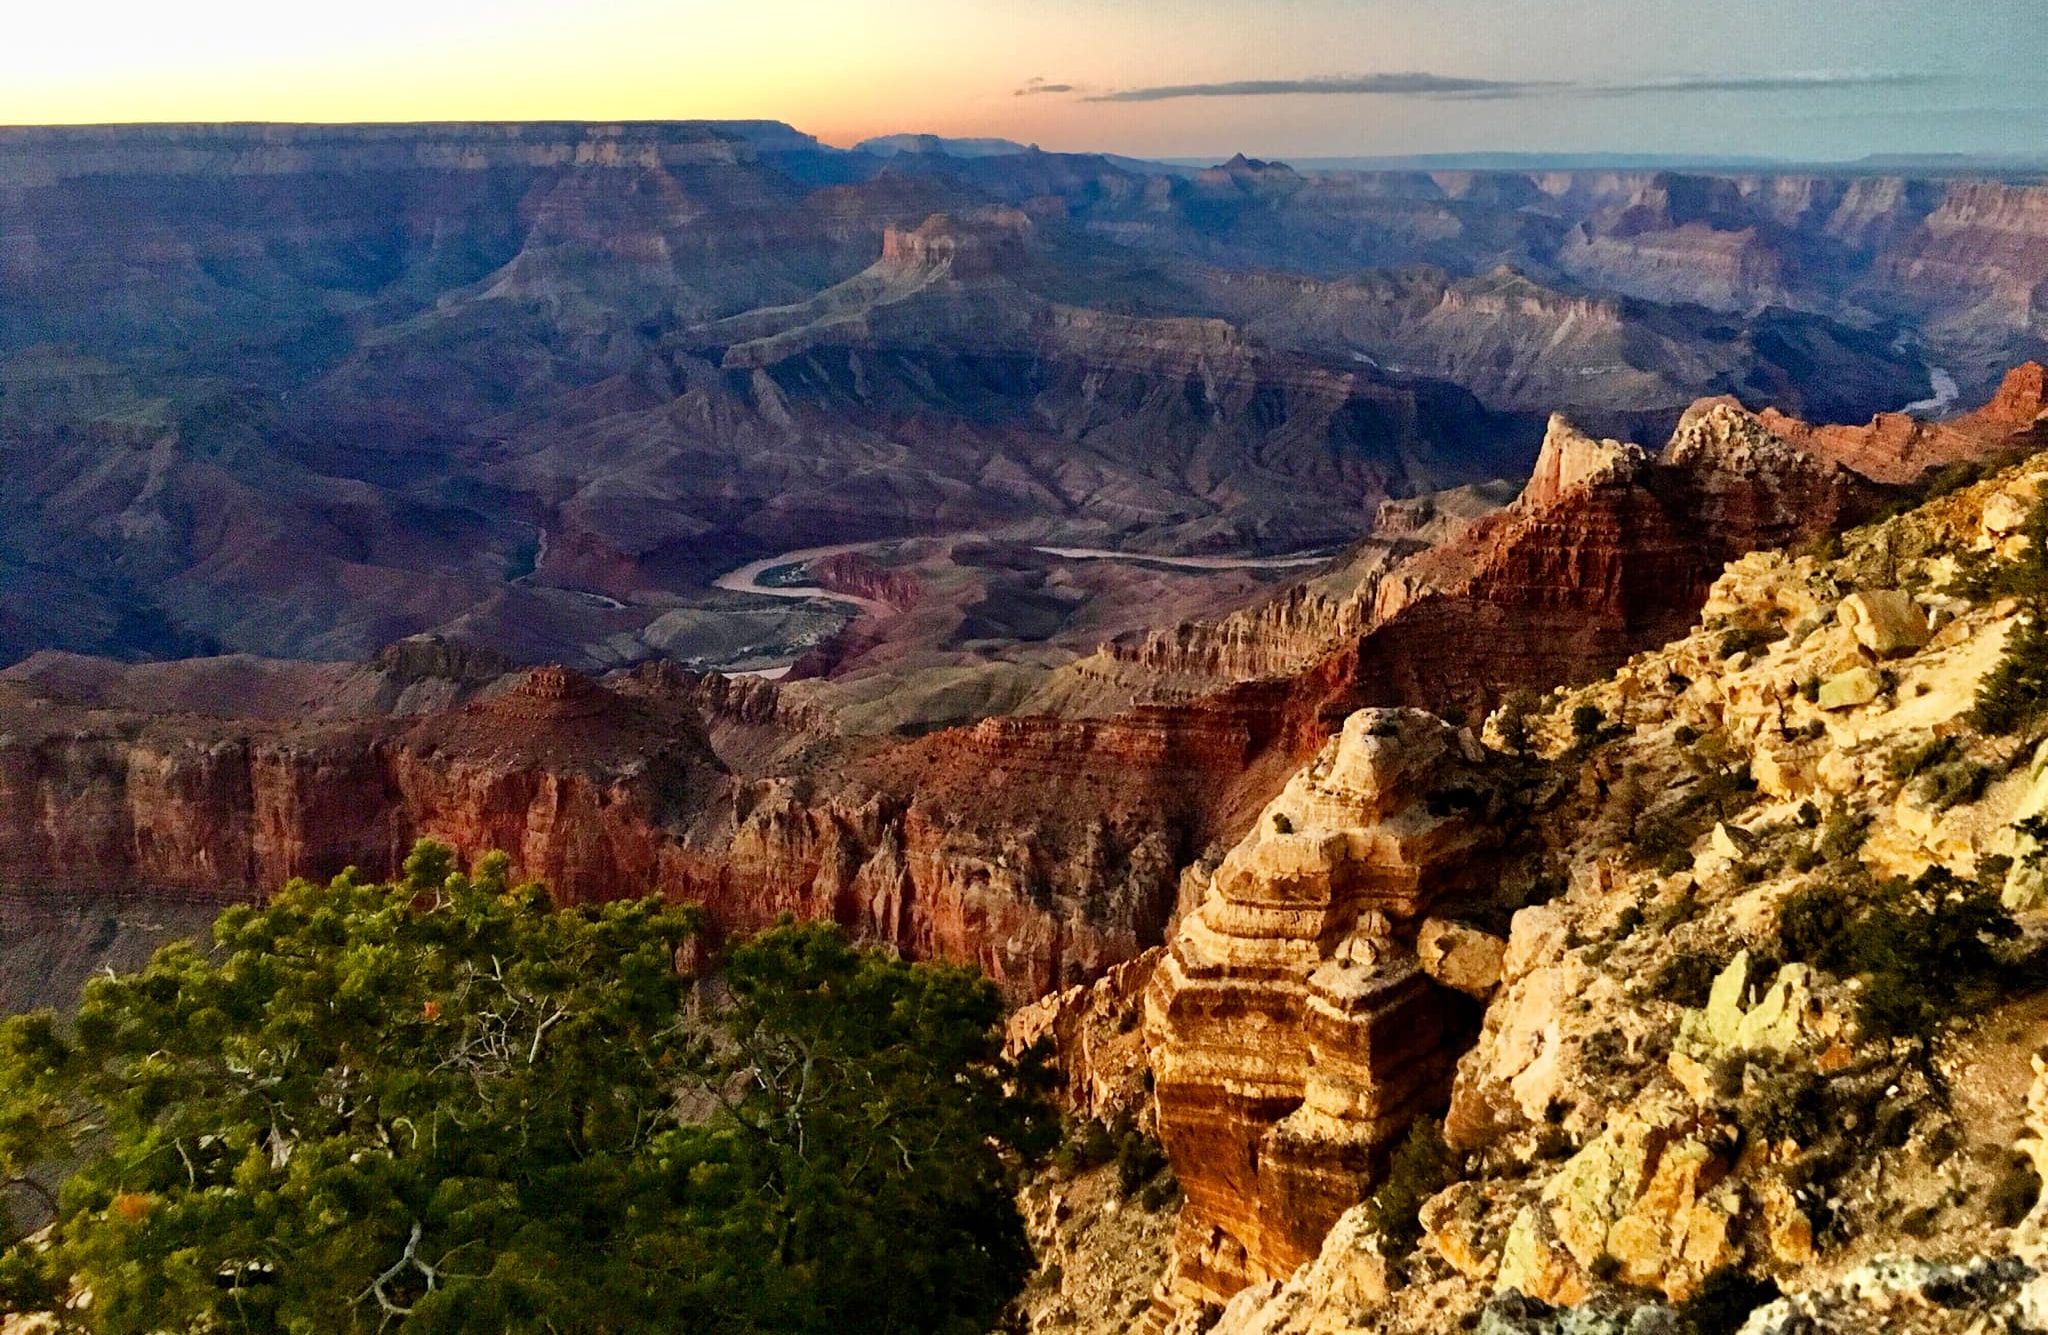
[[1362, 1119, 1454, 1258], [1970, 615, 2048, 735]]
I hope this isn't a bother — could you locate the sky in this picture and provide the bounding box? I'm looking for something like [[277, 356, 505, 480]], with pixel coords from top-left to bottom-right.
[[4, 0, 2046, 162]]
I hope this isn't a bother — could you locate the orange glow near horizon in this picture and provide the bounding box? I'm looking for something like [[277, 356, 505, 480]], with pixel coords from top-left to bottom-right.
[[0, 0, 1234, 152], [3, 1, 2039, 161]]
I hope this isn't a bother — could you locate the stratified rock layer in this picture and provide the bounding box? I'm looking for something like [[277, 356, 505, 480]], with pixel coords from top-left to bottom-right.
[[1131, 444, 2048, 1335], [1145, 710, 1501, 1311]]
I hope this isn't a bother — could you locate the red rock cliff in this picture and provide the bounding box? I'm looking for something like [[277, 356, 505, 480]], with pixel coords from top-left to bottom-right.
[[1145, 711, 1503, 1315], [2, 381, 2032, 1027]]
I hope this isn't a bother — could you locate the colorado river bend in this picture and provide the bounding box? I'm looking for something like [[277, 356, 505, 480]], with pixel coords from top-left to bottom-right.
[[711, 538, 1332, 677]]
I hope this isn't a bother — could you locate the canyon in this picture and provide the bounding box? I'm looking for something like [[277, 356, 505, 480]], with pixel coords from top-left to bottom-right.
[[7, 369, 2042, 1017], [5, 123, 2047, 680], [9, 119, 2048, 1335]]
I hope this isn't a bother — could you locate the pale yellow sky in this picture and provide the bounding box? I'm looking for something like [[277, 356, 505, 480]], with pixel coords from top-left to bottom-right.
[[3, 0, 2040, 160], [2, 0, 1192, 144]]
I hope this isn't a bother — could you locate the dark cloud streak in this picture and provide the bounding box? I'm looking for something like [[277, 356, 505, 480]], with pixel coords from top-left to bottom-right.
[[1587, 71, 1944, 97], [1084, 73, 1543, 104], [1079, 69, 1944, 105]]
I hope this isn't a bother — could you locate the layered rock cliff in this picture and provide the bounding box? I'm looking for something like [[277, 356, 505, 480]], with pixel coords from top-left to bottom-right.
[[1760, 361, 2048, 484], [8, 381, 2032, 1018], [1049, 437, 2048, 1335], [1144, 710, 1505, 1312], [1090, 484, 1517, 696]]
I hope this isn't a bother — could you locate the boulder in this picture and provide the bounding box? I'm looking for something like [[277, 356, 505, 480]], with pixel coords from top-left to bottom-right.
[[1838, 591, 1930, 658], [1750, 744, 1816, 800], [1817, 666, 1883, 711], [1816, 748, 1862, 794], [1502, 904, 1569, 983], [1205, 1206, 1392, 1335], [1504, 1093, 1742, 1304], [1984, 491, 2031, 538], [1419, 918, 1509, 997], [1422, 1181, 1509, 1281]]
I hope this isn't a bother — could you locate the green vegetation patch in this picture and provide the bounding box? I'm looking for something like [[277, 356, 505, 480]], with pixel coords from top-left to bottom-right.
[[1778, 865, 2019, 1039], [1972, 614, 2048, 737], [0, 842, 1054, 1334], [1362, 1119, 1455, 1260]]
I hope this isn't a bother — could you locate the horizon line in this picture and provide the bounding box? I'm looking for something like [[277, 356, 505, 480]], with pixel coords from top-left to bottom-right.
[[0, 118, 2041, 173]]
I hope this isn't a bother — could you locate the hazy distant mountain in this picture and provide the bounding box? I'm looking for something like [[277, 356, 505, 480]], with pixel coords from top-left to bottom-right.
[[857, 131, 1182, 175], [858, 133, 1041, 158], [1248, 149, 2048, 178]]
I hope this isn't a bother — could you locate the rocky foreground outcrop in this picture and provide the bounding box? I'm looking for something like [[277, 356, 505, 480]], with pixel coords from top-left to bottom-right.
[[1020, 435, 2048, 1334], [1144, 709, 1505, 1312]]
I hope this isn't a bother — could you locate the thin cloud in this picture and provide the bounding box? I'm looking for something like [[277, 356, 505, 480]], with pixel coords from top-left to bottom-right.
[[1085, 73, 1544, 104], [1014, 78, 1076, 97], [1080, 68, 1946, 106], [1586, 70, 1945, 97]]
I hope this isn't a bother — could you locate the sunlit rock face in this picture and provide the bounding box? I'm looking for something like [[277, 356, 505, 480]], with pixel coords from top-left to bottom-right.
[[1144, 710, 1501, 1311], [1118, 445, 2048, 1335], [1760, 361, 2048, 485]]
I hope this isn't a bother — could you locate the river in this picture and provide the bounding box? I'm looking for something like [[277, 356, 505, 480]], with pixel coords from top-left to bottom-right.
[[1028, 545, 1331, 571], [1903, 367, 1961, 417], [509, 522, 628, 610], [710, 537, 1332, 676], [710, 542, 899, 617], [714, 538, 1332, 605]]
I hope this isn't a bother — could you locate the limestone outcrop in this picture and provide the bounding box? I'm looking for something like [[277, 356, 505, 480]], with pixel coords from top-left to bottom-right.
[[1144, 709, 1505, 1313], [1119, 445, 2048, 1334], [1515, 417, 1647, 513]]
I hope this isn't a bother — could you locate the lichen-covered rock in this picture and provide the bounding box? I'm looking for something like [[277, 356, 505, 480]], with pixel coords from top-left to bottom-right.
[[1497, 1089, 1742, 1304], [1476, 1292, 1682, 1335], [1818, 666, 1883, 710], [1983, 490, 2031, 538], [1424, 1180, 1519, 1282], [1734, 1256, 2044, 1335], [1675, 951, 1837, 1060]]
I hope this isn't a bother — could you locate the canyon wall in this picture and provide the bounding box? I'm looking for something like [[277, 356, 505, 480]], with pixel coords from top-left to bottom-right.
[[6, 381, 2042, 1020], [1116, 445, 2048, 1335]]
